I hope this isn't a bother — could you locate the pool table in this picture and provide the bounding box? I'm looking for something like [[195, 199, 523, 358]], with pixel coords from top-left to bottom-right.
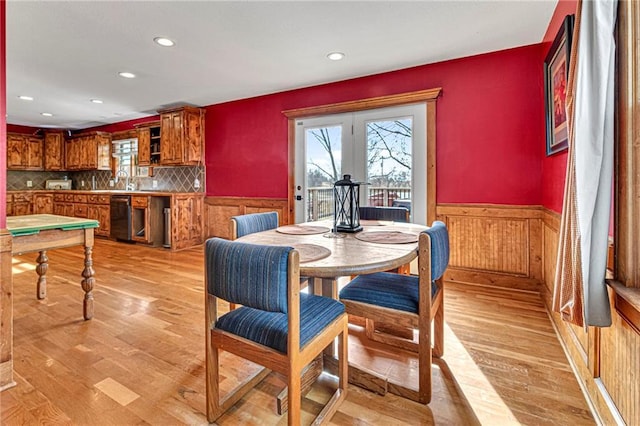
[[7, 214, 99, 320]]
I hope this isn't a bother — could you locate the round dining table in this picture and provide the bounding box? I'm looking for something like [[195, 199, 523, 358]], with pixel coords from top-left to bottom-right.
[[236, 220, 427, 297]]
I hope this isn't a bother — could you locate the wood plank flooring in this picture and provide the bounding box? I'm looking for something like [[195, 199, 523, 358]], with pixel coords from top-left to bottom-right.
[[2, 239, 594, 425]]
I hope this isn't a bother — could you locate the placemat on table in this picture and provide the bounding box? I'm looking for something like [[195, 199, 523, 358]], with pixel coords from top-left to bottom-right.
[[290, 244, 332, 262], [355, 231, 418, 244], [359, 219, 390, 226], [276, 225, 330, 235]]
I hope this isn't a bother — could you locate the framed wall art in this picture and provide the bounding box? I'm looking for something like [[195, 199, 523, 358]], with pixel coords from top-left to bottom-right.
[[544, 14, 575, 156]]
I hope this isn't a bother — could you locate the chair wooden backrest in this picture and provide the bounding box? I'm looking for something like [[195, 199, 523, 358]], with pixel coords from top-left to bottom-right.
[[205, 238, 348, 424], [230, 211, 279, 240], [228, 211, 281, 310], [359, 206, 410, 222]]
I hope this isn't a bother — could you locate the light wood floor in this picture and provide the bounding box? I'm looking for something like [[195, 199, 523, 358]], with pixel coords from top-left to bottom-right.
[[2, 239, 594, 425]]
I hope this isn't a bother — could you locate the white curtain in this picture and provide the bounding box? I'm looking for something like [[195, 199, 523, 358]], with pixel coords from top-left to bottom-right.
[[573, 0, 617, 327], [554, 0, 617, 327]]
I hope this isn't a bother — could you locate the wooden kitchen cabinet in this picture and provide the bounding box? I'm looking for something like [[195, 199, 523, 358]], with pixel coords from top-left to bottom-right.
[[135, 121, 160, 167], [131, 196, 151, 243], [44, 130, 65, 171], [131, 195, 164, 245], [12, 193, 33, 216], [65, 132, 111, 170], [87, 204, 110, 237], [71, 194, 88, 218], [65, 137, 81, 170], [54, 193, 83, 217], [7, 133, 43, 170], [87, 194, 110, 237], [53, 193, 67, 215], [33, 193, 54, 214], [159, 106, 204, 166], [171, 194, 203, 250], [51, 192, 110, 236], [6, 194, 13, 216], [137, 127, 151, 166]]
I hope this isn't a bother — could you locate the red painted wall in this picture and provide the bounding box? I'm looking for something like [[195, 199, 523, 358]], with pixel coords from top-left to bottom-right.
[[540, 0, 579, 213], [205, 43, 545, 204], [86, 115, 159, 134], [6, 124, 41, 134], [1, 0, 7, 228]]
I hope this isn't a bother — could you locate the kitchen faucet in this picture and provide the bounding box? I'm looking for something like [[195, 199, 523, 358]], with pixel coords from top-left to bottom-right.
[[115, 169, 134, 191]]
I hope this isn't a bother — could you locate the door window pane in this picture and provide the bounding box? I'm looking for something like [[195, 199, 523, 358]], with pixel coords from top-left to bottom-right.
[[366, 118, 412, 209], [306, 126, 341, 221]]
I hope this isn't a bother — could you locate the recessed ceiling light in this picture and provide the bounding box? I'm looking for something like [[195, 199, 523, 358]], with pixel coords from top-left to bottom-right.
[[41, 112, 53, 117], [154, 37, 175, 47], [327, 52, 345, 61], [118, 71, 136, 79], [18, 95, 34, 101], [90, 99, 103, 104]]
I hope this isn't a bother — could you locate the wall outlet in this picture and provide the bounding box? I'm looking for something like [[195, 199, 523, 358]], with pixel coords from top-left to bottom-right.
[[26, 180, 32, 187], [152, 180, 158, 189], [109, 179, 115, 187]]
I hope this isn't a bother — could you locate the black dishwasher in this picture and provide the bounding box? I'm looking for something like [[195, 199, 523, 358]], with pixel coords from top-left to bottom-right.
[[110, 195, 132, 241]]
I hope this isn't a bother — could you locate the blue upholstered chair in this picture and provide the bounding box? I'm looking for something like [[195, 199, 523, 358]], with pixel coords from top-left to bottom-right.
[[205, 238, 348, 424], [359, 206, 410, 223], [230, 211, 279, 240], [339, 221, 449, 404], [359, 206, 410, 277]]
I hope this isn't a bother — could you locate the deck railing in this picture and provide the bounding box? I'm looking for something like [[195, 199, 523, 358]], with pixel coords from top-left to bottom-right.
[[306, 186, 411, 222]]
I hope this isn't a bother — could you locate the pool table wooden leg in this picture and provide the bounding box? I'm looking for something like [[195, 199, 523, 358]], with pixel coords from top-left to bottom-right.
[[35, 250, 48, 300], [81, 244, 95, 320]]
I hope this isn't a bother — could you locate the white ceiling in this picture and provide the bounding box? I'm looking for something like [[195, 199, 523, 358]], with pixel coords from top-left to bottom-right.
[[6, 0, 557, 130]]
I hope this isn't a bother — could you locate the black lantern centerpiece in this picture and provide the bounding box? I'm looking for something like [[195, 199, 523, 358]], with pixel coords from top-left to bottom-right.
[[333, 174, 362, 233]]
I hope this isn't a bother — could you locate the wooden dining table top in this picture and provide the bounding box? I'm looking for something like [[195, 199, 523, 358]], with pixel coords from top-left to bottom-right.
[[236, 220, 427, 279]]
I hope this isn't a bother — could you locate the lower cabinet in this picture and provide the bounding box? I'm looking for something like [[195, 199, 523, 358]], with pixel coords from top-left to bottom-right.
[[87, 194, 110, 237], [53, 195, 72, 216], [131, 196, 165, 245], [8, 191, 203, 250], [6, 194, 13, 216], [33, 194, 53, 214], [171, 194, 203, 250], [12, 193, 33, 216], [52, 192, 110, 237]]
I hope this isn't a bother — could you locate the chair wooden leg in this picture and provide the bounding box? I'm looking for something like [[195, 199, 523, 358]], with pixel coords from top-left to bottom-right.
[[288, 363, 302, 426], [207, 335, 272, 422], [206, 346, 219, 423], [314, 321, 349, 425], [433, 299, 444, 358], [339, 324, 348, 392], [418, 316, 432, 404]]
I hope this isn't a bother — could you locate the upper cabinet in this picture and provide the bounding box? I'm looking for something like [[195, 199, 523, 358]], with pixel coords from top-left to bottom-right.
[[65, 131, 112, 171], [159, 106, 204, 166], [43, 130, 65, 171], [7, 133, 43, 171], [135, 121, 160, 167]]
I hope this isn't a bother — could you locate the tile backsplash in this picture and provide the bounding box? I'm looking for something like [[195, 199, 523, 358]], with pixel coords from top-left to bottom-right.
[[7, 166, 205, 193]]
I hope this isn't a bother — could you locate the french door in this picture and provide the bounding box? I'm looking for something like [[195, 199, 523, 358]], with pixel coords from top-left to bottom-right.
[[294, 104, 426, 224]]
